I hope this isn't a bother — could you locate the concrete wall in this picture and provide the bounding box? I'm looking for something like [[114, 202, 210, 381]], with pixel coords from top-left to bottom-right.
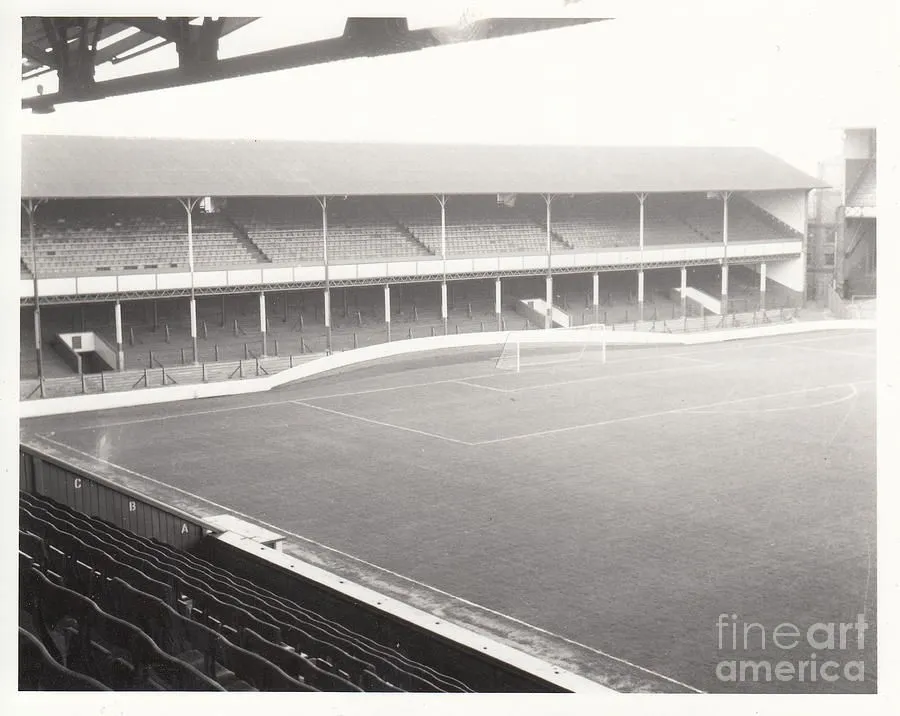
[[765, 256, 806, 293], [21, 319, 874, 419], [744, 190, 807, 233], [844, 129, 875, 161]]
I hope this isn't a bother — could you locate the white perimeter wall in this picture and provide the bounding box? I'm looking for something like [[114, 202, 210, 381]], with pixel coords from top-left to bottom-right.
[[744, 189, 808, 296], [743, 190, 807, 233], [765, 256, 806, 293], [20, 320, 874, 418]]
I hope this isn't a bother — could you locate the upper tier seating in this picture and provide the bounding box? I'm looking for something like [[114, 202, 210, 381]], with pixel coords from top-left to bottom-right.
[[661, 194, 800, 242], [549, 196, 701, 248], [848, 161, 876, 207], [548, 194, 796, 249], [19, 195, 800, 278], [229, 198, 432, 264], [19, 490, 472, 693], [20, 200, 260, 276], [384, 196, 568, 256]]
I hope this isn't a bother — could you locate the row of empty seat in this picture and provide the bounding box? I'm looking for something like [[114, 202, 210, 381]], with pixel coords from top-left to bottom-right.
[[21, 200, 261, 276], [19, 490, 473, 692], [20, 195, 798, 277], [548, 194, 798, 249], [383, 196, 569, 256], [228, 198, 432, 264]]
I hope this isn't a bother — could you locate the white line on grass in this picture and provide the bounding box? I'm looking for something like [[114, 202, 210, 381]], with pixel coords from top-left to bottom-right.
[[776, 343, 875, 359], [39, 374, 500, 432], [290, 401, 475, 445], [33, 432, 703, 693], [453, 380, 515, 394], [473, 381, 874, 445], [507, 361, 726, 393], [38, 330, 872, 433], [686, 384, 860, 415]]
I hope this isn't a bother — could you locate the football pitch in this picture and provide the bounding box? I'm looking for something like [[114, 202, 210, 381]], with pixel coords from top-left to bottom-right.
[[23, 329, 877, 693]]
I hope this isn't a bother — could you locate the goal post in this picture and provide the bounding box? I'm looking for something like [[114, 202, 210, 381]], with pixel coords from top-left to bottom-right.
[[495, 333, 521, 372], [494, 325, 606, 372]]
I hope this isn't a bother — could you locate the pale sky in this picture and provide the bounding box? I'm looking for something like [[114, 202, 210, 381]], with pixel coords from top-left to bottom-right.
[[17, 0, 892, 175]]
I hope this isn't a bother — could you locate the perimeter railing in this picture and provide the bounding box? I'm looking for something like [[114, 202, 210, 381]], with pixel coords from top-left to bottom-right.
[[21, 307, 802, 401]]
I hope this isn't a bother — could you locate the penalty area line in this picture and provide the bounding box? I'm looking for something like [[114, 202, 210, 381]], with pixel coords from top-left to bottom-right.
[[290, 401, 474, 445], [474, 380, 874, 445]]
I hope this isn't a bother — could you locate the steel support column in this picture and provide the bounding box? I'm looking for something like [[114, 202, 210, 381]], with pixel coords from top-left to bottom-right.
[[435, 194, 449, 335], [384, 283, 391, 342], [637, 193, 647, 321], [721, 191, 732, 314], [23, 199, 46, 392], [177, 197, 201, 363], [259, 291, 267, 356], [317, 196, 332, 354], [114, 299, 124, 370], [495, 277, 502, 331], [759, 261, 767, 312], [543, 194, 555, 329]]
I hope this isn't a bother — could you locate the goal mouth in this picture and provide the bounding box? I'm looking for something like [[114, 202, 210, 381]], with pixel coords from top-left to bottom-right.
[[495, 326, 607, 373]]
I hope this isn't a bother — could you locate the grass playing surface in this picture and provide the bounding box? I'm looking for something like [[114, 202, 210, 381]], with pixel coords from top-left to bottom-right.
[[23, 329, 877, 693]]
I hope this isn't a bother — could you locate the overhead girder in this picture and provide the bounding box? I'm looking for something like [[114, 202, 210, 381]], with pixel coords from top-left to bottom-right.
[[38, 18, 106, 100], [22, 17, 602, 112]]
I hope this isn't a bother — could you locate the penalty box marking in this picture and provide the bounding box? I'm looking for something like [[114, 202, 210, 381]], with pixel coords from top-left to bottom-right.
[[34, 432, 702, 693], [290, 401, 476, 446], [471, 381, 874, 446], [59, 350, 712, 432], [684, 383, 861, 415], [454, 359, 725, 395]]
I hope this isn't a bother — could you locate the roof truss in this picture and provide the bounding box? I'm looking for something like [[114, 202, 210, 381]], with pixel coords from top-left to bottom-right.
[[22, 16, 604, 113]]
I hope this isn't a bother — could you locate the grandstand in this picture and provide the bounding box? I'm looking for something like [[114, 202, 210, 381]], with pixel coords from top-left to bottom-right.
[[20, 136, 820, 388], [20, 134, 851, 693]]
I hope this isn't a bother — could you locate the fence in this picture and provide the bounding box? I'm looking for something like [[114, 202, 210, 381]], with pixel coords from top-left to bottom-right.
[[21, 308, 799, 401], [21, 354, 319, 401]]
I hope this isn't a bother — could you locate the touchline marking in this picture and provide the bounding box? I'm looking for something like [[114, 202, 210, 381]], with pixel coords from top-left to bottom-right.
[[33, 433, 702, 693], [291, 401, 474, 446], [473, 381, 875, 445]]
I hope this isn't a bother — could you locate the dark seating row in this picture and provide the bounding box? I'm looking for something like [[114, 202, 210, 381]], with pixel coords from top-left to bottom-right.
[[19, 490, 471, 692], [20, 560, 224, 691]]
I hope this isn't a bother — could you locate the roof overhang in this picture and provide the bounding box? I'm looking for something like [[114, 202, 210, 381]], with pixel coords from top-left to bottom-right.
[[21, 135, 828, 199]]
